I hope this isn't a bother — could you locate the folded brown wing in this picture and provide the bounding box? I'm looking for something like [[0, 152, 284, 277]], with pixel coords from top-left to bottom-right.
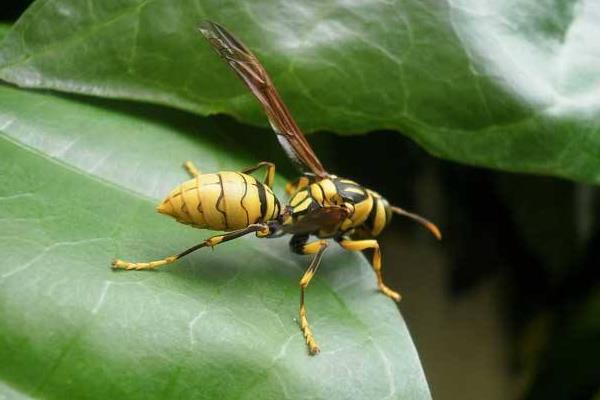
[[282, 205, 348, 235], [199, 21, 328, 178]]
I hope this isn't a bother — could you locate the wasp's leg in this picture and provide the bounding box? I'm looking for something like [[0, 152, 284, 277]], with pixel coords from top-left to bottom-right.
[[241, 161, 276, 188], [337, 238, 401, 302], [285, 176, 310, 196], [290, 235, 328, 355], [183, 161, 202, 178], [112, 223, 270, 271]]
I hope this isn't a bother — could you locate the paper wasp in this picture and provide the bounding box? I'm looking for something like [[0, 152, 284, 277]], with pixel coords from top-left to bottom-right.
[[112, 21, 441, 355]]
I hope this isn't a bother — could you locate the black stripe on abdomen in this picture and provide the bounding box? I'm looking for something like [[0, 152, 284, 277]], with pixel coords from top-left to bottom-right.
[[216, 173, 229, 229], [256, 182, 267, 220], [236, 172, 250, 225], [272, 196, 281, 220]]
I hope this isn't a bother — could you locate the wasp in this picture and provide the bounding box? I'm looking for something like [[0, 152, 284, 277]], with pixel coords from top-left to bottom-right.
[[112, 21, 441, 355]]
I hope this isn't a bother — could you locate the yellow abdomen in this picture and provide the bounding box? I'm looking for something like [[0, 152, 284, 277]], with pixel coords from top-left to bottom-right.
[[157, 172, 280, 231]]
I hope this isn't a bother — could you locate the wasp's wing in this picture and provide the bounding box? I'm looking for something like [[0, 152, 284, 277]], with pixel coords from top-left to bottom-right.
[[199, 21, 328, 178], [282, 205, 348, 235]]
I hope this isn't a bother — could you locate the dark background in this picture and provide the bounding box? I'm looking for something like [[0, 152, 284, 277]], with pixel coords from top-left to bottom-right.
[[311, 130, 600, 400], [2, 2, 599, 399]]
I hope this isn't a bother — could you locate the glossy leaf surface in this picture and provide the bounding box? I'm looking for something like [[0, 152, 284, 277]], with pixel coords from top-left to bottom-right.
[[1, 1, 599, 183], [0, 85, 431, 399]]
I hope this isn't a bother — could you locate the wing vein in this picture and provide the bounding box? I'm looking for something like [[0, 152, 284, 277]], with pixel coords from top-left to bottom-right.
[[199, 21, 329, 178]]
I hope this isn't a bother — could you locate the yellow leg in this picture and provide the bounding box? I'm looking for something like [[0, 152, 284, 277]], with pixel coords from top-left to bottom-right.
[[241, 161, 276, 188], [338, 238, 401, 302], [297, 239, 328, 355], [285, 176, 310, 195], [112, 255, 178, 271], [112, 224, 270, 271], [183, 161, 202, 178]]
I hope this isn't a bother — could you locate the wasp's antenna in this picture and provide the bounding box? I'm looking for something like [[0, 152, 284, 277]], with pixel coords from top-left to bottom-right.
[[391, 206, 442, 240]]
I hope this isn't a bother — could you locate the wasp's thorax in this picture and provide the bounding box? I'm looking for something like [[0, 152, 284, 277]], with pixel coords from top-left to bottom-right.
[[285, 176, 392, 238]]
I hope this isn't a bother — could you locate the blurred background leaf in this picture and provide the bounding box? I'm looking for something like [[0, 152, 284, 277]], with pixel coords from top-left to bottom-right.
[[0, 23, 10, 39], [1, 0, 600, 183]]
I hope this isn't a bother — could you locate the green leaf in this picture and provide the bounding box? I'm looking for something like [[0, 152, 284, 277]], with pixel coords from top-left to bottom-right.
[[0, 23, 10, 41], [1, 1, 599, 184], [0, 85, 431, 399]]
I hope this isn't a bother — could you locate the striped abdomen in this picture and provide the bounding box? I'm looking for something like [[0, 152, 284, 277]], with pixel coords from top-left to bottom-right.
[[157, 172, 281, 231]]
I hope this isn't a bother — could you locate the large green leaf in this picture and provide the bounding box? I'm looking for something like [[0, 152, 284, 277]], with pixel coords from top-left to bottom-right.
[[0, 85, 431, 399], [0, 23, 10, 41], [1, 0, 599, 184]]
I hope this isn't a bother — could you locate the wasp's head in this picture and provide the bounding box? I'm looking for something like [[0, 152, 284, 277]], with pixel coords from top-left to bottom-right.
[[351, 190, 392, 238], [354, 190, 442, 240]]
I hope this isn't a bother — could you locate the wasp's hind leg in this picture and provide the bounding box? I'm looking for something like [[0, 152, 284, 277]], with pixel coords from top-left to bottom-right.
[[241, 161, 276, 188], [183, 161, 202, 178], [290, 234, 328, 355], [112, 223, 270, 271], [337, 237, 401, 302]]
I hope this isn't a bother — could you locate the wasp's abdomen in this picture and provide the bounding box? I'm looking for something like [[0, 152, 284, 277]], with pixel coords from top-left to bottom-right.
[[157, 172, 280, 231]]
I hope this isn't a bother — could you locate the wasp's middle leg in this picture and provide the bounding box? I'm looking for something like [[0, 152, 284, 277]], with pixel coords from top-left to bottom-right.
[[183, 161, 202, 178], [285, 176, 310, 196], [112, 223, 270, 270], [241, 161, 276, 188], [290, 235, 328, 355], [337, 237, 401, 302]]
